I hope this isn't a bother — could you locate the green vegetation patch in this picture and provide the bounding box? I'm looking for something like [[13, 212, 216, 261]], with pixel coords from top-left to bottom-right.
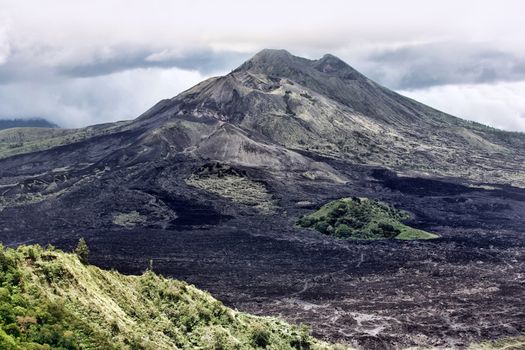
[[297, 197, 438, 240], [186, 163, 276, 213], [0, 243, 348, 349], [466, 335, 525, 350], [0, 122, 128, 159]]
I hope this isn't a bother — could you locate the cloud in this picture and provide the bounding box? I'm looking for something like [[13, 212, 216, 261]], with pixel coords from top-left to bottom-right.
[[0, 67, 205, 128], [399, 82, 525, 131], [355, 42, 525, 90], [0, 15, 11, 65], [60, 49, 248, 77]]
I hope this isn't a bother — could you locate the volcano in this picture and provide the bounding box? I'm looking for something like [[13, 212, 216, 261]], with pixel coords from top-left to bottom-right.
[[0, 49, 524, 349]]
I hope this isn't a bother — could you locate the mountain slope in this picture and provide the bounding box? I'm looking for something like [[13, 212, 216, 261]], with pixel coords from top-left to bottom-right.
[[0, 243, 345, 350], [133, 49, 525, 186], [2, 50, 523, 186], [1, 49, 524, 349]]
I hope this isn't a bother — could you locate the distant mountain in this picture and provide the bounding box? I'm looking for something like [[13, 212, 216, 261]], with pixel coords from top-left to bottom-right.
[[1, 50, 524, 348], [0, 118, 58, 130]]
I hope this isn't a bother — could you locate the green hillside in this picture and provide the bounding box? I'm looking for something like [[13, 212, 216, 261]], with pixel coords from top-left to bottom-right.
[[297, 197, 438, 240], [0, 121, 128, 159], [0, 119, 58, 131], [0, 243, 347, 350]]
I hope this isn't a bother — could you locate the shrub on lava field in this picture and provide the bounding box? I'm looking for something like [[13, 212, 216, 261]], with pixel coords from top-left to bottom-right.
[[335, 224, 352, 238], [331, 202, 348, 218], [297, 216, 317, 227], [296, 197, 437, 241], [376, 222, 401, 238], [314, 221, 331, 234]]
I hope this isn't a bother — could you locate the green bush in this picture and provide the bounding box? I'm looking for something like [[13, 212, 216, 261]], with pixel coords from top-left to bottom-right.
[[0, 328, 17, 350], [377, 223, 400, 238], [314, 222, 330, 235], [335, 224, 352, 238], [74, 238, 89, 264], [251, 322, 270, 348], [296, 197, 436, 241], [297, 216, 316, 227]]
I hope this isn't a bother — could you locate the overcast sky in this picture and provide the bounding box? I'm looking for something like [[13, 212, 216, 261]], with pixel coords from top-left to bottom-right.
[[1, 0, 525, 131]]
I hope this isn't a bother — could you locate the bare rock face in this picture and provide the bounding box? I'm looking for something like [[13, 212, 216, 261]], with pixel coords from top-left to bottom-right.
[[1, 49, 525, 349]]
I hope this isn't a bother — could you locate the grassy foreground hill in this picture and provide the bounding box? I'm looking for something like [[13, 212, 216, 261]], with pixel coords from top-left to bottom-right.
[[0, 244, 347, 350]]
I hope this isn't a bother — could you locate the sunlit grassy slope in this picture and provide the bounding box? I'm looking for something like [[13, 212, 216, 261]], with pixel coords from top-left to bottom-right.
[[0, 244, 348, 350]]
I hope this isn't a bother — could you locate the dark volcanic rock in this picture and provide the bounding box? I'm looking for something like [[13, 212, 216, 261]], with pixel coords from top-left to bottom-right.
[[1, 49, 524, 349]]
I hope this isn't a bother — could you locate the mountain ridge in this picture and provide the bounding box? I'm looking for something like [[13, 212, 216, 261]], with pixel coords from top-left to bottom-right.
[[126, 49, 525, 186]]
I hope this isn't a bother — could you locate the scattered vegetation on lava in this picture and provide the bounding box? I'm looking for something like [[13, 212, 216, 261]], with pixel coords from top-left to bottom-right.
[[467, 335, 525, 350], [297, 197, 438, 240], [186, 163, 276, 213], [0, 242, 347, 350]]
